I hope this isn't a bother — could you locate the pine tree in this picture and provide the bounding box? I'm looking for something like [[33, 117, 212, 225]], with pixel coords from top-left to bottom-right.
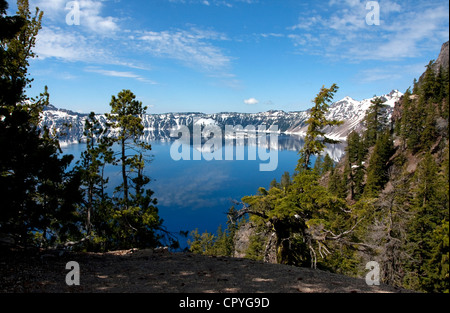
[[406, 101, 422, 152], [280, 171, 291, 190], [297, 84, 343, 171], [435, 65, 446, 104], [423, 139, 449, 292], [188, 228, 216, 255], [407, 152, 449, 292], [399, 88, 412, 146], [364, 130, 394, 198], [328, 167, 346, 199], [106, 90, 149, 209], [313, 155, 323, 175], [443, 67, 450, 119], [235, 85, 360, 267], [364, 96, 388, 148], [322, 154, 335, 173], [345, 131, 366, 200], [420, 102, 437, 151], [412, 78, 419, 94], [105, 89, 162, 249], [269, 178, 280, 189], [0, 0, 82, 247], [75, 112, 115, 249], [128, 152, 162, 248], [435, 65, 449, 119], [420, 60, 437, 104], [427, 220, 449, 292], [0, 0, 42, 111]]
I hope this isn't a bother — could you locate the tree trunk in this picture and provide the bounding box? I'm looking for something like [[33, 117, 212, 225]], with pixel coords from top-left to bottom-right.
[[87, 181, 93, 236], [121, 136, 128, 209], [273, 221, 291, 265]]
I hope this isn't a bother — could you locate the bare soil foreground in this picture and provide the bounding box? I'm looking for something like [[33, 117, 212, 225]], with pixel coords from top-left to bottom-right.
[[1, 248, 411, 293]]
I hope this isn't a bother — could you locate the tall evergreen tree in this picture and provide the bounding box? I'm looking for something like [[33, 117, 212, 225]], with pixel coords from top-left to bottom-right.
[[269, 178, 280, 189], [328, 167, 346, 199], [442, 67, 450, 119], [364, 130, 394, 198], [0, 0, 41, 110], [234, 85, 361, 267], [313, 155, 324, 175], [76, 112, 114, 242], [322, 154, 335, 173], [398, 88, 412, 146], [435, 65, 446, 104], [345, 131, 366, 200], [412, 78, 419, 94], [106, 90, 149, 209], [0, 0, 82, 247], [280, 171, 291, 190], [420, 60, 437, 104], [406, 102, 422, 152], [105, 89, 162, 249], [297, 84, 343, 170], [364, 96, 388, 148], [406, 152, 449, 292], [127, 152, 162, 248], [420, 102, 438, 151]]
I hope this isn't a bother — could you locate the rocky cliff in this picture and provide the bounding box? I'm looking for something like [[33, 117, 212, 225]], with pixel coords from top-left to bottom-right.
[[393, 41, 449, 124]]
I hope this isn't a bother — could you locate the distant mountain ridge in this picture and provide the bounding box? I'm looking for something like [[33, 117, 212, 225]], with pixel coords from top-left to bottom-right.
[[40, 90, 403, 145]]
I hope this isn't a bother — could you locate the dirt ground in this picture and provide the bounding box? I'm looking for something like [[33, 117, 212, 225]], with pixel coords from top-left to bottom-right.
[[0, 248, 410, 293]]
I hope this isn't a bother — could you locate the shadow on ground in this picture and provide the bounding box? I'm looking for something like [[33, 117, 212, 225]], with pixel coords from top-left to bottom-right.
[[0, 249, 409, 293]]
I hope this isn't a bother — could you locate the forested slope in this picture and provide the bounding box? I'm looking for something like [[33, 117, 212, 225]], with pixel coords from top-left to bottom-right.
[[189, 42, 449, 293]]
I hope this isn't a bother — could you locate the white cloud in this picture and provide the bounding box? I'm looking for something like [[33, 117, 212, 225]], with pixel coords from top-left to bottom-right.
[[34, 26, 108, 62], [138, 28, 231, 72], [33, 0, 67, 18], [167, 0, 256, 6], [358, 63, 428, 83], [288, 1, 449, 61], [358, 68, 402, 83], [154, 165, 230, 209], [33, 1, 237, 85], [289, 16, 324, 31], [345, 6, 449, 60], [35, 26, 140, 68], [244, 98, 258, 105], [381, 1, 402, 14], [78, 0, 119, 34], [84, 67, 158, 84], [34, 0, 119, 34], [260, 33, 284, 38]]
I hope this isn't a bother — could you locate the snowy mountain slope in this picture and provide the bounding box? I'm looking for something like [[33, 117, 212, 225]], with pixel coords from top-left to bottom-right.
[[287, 90, 403, 140], [39, 90, 402, 145]]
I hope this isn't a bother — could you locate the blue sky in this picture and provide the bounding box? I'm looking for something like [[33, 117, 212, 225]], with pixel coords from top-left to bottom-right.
[[8, 0, 450, 114]]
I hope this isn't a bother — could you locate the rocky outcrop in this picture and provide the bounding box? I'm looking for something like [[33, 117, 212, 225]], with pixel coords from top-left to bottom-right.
[[418, 41, 449, 85], [434, 41, 449, 71], [393, 41, 449, 125]]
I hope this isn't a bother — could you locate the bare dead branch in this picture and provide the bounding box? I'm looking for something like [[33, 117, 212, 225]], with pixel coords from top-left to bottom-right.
[[230, 201, 269, 221], [324, 217, 365, 240]]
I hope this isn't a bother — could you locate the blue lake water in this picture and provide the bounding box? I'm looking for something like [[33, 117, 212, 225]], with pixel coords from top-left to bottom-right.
[[62, 134, 345, 248]]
